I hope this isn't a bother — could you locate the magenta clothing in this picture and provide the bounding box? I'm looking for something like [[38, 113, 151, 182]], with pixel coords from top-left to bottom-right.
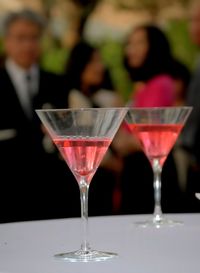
[[133, 74, 175, 107]]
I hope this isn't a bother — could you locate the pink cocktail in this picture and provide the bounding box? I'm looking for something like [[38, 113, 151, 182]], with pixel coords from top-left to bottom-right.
[[126, 107, 192, 228], [36, 107, 127, 261], [129, 124, 183, 166], [54, 138, 111, 184]]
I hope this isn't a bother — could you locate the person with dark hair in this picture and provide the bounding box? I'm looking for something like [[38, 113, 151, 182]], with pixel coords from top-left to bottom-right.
[[64, 40, 133, 215], [170, 59, 191, 106], [0, 9, 71, 222], [124, 24, 176, 107], [120, 24, 188, 215], [65, 40, 121, 108]]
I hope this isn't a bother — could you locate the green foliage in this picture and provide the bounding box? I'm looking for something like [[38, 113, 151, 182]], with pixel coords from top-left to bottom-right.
[[40, 33, 69, 73], [99, 40, 133, 102], [41, 46, 69, 74], [166, 19, 199, 70]]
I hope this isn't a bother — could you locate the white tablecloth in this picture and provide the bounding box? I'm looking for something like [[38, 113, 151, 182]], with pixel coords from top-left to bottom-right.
[[0, 213, 200, 273]]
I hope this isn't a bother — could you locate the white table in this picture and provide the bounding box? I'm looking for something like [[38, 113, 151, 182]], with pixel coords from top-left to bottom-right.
[[0, 213, 200, 273]]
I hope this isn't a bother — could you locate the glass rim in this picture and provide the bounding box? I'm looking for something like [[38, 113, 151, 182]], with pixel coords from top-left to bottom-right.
[[127, 106, 193, 110], [35, 107, 129, 113]]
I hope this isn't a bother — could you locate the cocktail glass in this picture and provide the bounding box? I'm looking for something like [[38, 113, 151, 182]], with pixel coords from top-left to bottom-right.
[[36, 107, 127, 262], [125, 107, 192, 228]]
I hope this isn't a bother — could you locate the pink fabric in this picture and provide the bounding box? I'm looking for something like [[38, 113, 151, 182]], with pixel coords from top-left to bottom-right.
[[133, 74, 175, 107]]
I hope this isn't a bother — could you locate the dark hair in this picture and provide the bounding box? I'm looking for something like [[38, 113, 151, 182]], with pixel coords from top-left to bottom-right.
[[171, 59, 191, 98], [3, 9, 46, 35], [171, 59, 191, 87], [65, 40, 114, 93], [124, 25, 175, 82]]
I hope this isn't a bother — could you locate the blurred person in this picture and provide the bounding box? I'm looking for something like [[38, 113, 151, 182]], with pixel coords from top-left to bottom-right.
[[0, 9, 73, 222], [64, 40, 135, 215], [119, 24, 187, 214], [123, 24, 191, 198], [124, 24, 177, 107], [179, 1, 200, 210], [65, 40, 123, 109]]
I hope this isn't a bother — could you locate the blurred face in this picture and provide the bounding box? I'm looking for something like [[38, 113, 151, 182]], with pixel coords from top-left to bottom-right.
[[189, 4, 200, 46], [81, 51, 105, 88], [4, 19, 42, 69], [125, 28, 149, 68]]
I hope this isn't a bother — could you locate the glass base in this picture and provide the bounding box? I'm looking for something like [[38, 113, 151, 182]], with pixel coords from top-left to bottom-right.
[[135, 215, 183, 228], [54, 249, 118, 262]]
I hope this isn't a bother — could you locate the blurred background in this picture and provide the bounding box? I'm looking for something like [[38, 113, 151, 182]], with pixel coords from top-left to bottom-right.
[[0, 0, 198, 101]]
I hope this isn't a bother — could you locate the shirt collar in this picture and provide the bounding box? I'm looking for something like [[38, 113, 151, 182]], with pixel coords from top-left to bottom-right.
[[5, 58, 39, 98], [5, 58, 39, 79]]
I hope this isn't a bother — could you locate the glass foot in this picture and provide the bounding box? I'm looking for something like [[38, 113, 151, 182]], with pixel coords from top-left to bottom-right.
[[135, 215, 183, 228], [54, 249, 118, 262]]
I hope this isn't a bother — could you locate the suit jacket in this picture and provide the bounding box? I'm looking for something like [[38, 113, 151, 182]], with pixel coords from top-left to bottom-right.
[[180, 59, 200, 158], [0, 67, 69, 222]]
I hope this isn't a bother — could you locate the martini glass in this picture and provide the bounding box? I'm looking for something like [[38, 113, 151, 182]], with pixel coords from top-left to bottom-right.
[[125, 107, 192, 228], [36, 107, 127, 262]]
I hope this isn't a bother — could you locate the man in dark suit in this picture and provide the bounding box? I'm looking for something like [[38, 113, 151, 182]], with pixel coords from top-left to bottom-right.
[[179, 1, 200, 211], [0, 9, 77, 222]]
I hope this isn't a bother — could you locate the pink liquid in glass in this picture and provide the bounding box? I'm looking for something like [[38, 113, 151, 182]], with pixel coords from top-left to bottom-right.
[[129, 124, 183, 166], [53, 137, 111, 184]]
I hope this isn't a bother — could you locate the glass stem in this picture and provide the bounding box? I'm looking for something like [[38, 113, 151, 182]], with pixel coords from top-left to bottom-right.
[[79, 179, 90, 252], [152, 159, 163, 221]]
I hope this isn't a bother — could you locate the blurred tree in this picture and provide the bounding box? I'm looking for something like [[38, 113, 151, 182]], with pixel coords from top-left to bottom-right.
[[41, 0, 54, 18], [70, 0, 100, 38], [40, 0, 100, 45], [113, 0, 191, 10], [113, 0, 191, 19]]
